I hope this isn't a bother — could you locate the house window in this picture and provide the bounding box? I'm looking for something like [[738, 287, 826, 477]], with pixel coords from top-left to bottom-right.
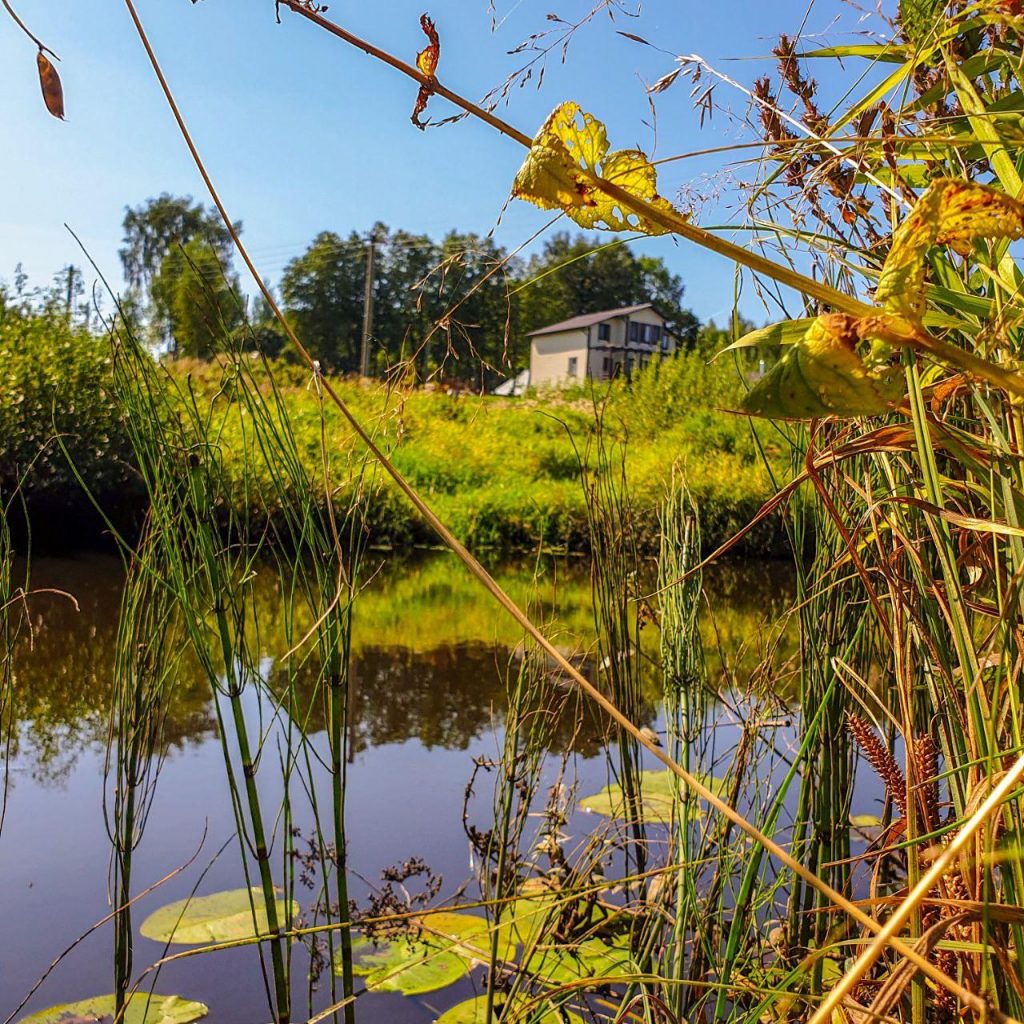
[[661, 333, 670, 351], [629, 322, 639, 342], [602, 356, 612, 376], [567, 356, 578, 377], [648, 325, 661, 343], [626, 356, 635, 375], [598, 322, 610, 341]]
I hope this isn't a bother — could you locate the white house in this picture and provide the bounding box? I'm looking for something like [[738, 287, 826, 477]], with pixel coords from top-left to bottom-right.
[[527, 303, 677, 389]]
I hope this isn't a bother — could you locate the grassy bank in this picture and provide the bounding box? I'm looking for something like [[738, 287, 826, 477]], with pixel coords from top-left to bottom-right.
[[1, 313, 786, 555]]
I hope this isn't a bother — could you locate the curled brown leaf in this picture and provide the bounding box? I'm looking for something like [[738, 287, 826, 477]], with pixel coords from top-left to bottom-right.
[[411, 13, 440, 129]]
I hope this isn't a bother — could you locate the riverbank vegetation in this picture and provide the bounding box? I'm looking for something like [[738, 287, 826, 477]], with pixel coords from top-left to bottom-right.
[[0, 293, 780, 555]]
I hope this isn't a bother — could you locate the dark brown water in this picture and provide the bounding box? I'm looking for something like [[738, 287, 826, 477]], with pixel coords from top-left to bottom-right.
[[0, 553, 795, 1023]]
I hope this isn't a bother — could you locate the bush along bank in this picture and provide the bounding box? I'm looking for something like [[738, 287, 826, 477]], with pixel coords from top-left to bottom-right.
[[2, 313, 789, 557]]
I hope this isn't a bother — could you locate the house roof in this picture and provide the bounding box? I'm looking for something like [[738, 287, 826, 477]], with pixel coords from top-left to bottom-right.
[[526, 303, 658, 337]]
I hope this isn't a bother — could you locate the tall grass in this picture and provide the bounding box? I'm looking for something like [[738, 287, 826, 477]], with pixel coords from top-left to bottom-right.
[[97, 277, 370, 1022]]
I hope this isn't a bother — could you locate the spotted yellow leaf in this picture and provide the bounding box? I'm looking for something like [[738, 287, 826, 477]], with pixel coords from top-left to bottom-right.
[[876, 179, 1024, 322], [512, 101, 678, 234], [741, 315, 904, 420]]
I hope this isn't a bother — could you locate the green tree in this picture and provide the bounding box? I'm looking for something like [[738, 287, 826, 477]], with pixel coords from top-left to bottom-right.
[[120, 194, 240, 347], [281, 226, 519, 382], [150, 237, 243, 359], [120, 193, 239, 292], [280, 229, 367, 372], [418, 231, 519, 383], [516, 232, 698, 348], [373, 228, 440, 374]]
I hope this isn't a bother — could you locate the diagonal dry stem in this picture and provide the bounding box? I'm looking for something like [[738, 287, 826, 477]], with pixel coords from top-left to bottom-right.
[[120, 2, 1010, 1016]]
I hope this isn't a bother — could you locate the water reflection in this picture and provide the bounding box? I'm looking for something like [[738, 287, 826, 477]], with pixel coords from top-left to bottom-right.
[[7, 552, 795, 781], [1, 550, 796, 1024]]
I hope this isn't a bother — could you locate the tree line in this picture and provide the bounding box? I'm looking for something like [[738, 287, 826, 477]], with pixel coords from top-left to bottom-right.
[[114, 194, 702, 382]]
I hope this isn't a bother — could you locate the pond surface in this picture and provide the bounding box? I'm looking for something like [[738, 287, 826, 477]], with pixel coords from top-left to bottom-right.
[[0, 552, 794, 1024]]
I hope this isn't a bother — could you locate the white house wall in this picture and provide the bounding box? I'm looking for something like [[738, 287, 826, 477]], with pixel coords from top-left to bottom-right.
[[530, 329, 590, 387]]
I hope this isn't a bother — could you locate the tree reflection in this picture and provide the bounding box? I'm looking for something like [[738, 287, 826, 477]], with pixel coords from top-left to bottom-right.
[[5, 553, 794, 780]]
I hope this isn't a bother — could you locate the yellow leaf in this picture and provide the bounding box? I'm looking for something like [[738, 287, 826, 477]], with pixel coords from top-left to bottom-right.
[[740, 315, 904, 420], [512, 101, 678, 234], [876, 179, 1024, 322]]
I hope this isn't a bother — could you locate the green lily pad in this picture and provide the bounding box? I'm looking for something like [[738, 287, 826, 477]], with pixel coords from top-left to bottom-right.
[[346, 934, 467, 995], [342, 912, 499, 995], [139, 887, 299, 945], [498, 877, 564, 949], [527, 935, 637, 985], [579, 770, 726, 824], [413, 911, 515, 964], [436, 994, 583, 1024], [16, 994, 208, 1024]]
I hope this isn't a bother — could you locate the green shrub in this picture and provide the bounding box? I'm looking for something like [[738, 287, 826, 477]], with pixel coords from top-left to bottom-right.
[[0, 306, 141, 532]]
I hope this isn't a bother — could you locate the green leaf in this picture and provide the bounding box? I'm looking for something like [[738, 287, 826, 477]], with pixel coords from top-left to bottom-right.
[[526, 936, 638, 984], [579, 768, 727, 824], [139, 887, 299, 945], [715, 318, 814, 357], [435, 994, 584, 1024], [343, 913, 496, 995], [850, 813, 883, 827], [16, 995, 207, 1024], [739, 316, 904, 420], [899, 0, 944, 48]]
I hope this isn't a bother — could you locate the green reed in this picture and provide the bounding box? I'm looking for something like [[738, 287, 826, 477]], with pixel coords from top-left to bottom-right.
[[0, 492, 23, 839], [106, 524, 179, 1015], [101, 289, 369, 1022]]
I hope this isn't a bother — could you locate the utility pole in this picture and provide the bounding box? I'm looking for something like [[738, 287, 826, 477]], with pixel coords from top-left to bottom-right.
[[65, 264, 76, 324], [359, 232, 378, 377]]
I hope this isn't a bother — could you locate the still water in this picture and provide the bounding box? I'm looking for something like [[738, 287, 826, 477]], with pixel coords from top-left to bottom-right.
[[0, 552, 794, 1023]]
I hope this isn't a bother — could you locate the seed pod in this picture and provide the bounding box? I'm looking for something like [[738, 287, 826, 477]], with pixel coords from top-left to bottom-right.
[[36, 50, 64, 120]]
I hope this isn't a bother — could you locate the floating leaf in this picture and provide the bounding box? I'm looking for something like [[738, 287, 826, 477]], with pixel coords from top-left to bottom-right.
[[436, 994, 583, 1024], [527, 935, 637, 985], [412, 910, 514, 963], [412, 13, 440, 129], [16, 994, 207, 1024], [36, 51, 64, 120], [499, 877, 565, 949], [877, 179, 1024, 322], [346, 934, 467, 995], [139, 887, 298, 945], [512, 101, 679, 234], [342, 911, 495, 995], [739, 315, 904, 420], [580, 768, 727, 824]]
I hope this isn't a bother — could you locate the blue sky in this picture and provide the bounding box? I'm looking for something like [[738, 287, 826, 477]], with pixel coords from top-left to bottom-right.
[[0, 0, 884, 324]]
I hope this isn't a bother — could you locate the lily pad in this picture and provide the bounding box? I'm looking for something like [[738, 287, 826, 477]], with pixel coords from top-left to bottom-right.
[[16, 994, 207, 1024], [346, 934, 467, 995], [527, 933, 637, 985], [499, 877, 564, 949], [413, 911, 515, 964], [139, 887, 298, 945], [580, 770, 726, 824], [436, 994, 583, 1024], [342, 912, 499, 995]]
